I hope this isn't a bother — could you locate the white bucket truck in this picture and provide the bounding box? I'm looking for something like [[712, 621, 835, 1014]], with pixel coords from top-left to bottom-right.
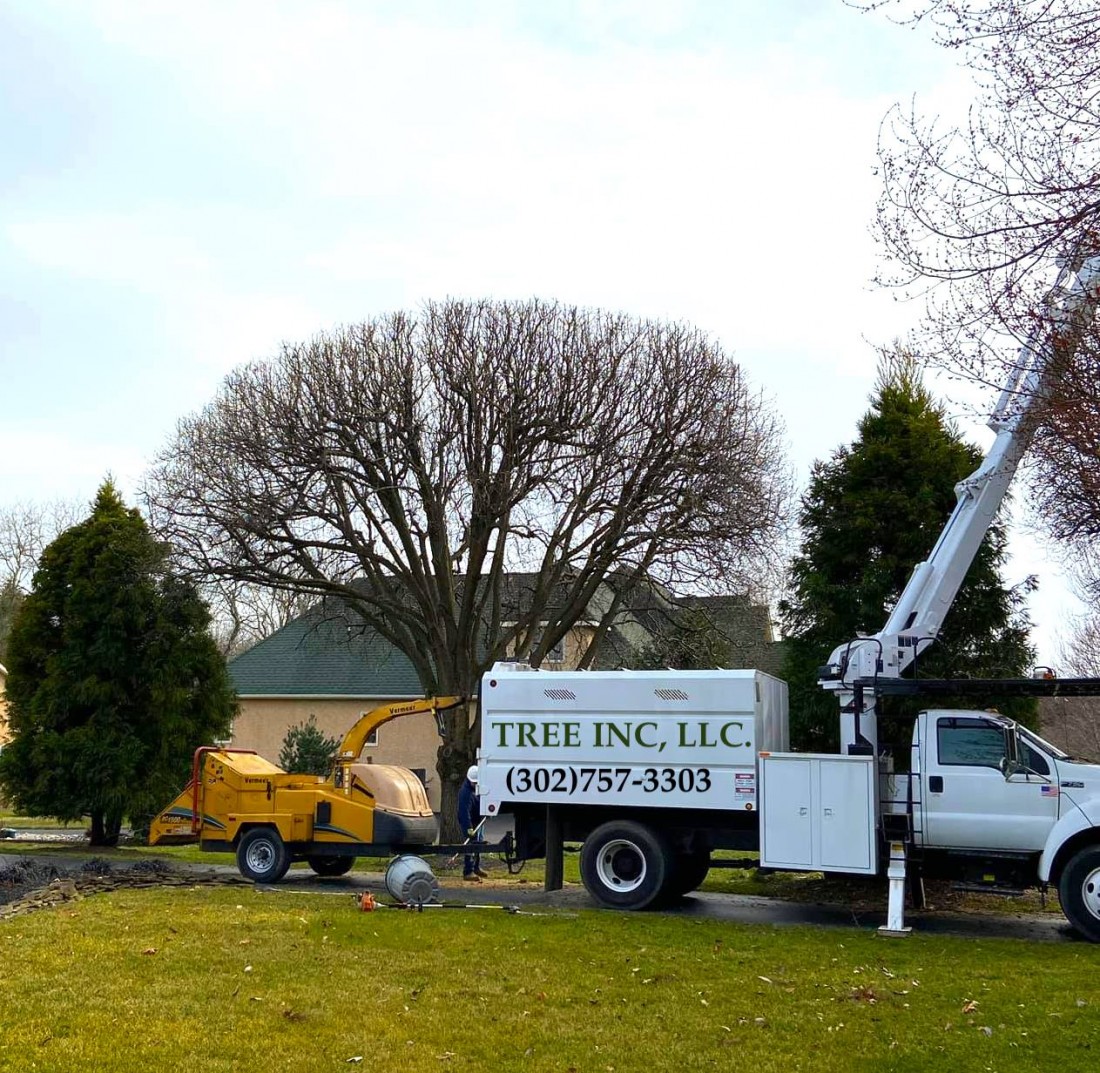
[[479, 663, 1100, 939], [477, 250, 1100, 940], [479, 666, 789, 909]]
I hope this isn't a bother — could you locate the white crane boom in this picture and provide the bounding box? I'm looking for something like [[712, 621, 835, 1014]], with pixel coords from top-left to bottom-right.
[[819, 252, 1100, 753]]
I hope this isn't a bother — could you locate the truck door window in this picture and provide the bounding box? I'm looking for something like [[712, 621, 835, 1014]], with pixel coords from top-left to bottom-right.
[[936, 717, 1005, 769], [1018, 738, 1051, 777]]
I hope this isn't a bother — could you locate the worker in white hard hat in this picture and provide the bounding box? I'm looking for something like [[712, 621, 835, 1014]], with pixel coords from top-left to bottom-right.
[[457, 765, 487, 881]]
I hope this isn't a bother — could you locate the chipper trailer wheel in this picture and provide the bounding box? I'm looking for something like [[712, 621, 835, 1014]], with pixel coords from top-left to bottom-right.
[[579, 820, 674, 910], [236, 827, 292, 883]]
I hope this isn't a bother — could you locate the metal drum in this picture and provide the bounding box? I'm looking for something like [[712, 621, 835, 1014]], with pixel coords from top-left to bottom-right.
[[384, 854, 441, 904]]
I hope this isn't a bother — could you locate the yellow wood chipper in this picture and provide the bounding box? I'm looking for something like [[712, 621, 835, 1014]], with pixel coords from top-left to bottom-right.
[[149, 696, 465, 882]]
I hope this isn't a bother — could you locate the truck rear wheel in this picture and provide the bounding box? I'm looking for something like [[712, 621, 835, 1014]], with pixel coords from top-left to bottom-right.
[[1058, 845, 1100, 942], [580, 821, 674, 910], [308, 855, 355, 877], [237, 827, 291, 883], [669, 849, 712, 898]]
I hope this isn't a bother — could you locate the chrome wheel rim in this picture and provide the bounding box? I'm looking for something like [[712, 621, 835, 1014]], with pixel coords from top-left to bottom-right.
[[1082, 866, 1100, 921], [246, 839, 275, 874], [596, 838, 646, 893]]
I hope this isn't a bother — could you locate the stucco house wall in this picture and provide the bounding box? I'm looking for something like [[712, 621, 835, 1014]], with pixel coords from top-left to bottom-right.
[[0, 662, 9, 750], [229, 695, 446, 806]]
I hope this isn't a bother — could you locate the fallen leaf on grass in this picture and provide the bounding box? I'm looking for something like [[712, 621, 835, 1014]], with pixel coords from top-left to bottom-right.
[[141, 948, 157, 956], [962, 1000, 978, 1014], [436, 1052, 456, 1061], [346, 1058, 363, 1064]]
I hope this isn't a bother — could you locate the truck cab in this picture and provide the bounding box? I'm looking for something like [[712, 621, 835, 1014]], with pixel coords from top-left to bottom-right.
[[901, 709, 1100, 937]]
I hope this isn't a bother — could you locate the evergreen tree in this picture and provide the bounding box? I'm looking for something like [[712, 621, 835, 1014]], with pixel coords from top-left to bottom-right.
[[279, 715, 340, 775], [0, 578, 21, 666], [780, 354, 1036, 752], [0, 481, 236, 844]]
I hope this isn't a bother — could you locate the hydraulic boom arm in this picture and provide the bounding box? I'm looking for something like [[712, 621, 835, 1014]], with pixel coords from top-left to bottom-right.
[[819, 252, 1100, 752]]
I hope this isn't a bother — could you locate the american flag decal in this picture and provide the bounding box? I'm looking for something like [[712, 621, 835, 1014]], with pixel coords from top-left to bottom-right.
[[1041, 785, 1059, 796]]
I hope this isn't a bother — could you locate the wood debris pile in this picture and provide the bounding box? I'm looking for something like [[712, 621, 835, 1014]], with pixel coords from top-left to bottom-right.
[[0, 858, 248, 920]]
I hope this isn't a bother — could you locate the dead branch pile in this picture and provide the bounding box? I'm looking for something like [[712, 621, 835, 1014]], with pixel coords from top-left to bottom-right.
[[0, 857, 249, 920]]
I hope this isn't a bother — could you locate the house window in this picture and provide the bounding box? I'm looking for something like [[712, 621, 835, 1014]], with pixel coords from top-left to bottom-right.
[[364, 727, 379, 747]]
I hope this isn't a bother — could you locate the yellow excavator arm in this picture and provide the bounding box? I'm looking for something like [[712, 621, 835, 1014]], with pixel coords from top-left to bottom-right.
[[337, 695, 465, 762]]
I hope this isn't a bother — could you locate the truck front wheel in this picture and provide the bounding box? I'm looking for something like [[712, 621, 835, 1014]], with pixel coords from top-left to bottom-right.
[[1058, 845, 1100, 942], [580, 821, 673, 910], [237, 827, 291, 883]]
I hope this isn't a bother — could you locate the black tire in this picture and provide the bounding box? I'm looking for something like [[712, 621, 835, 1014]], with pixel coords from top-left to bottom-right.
[[1058, 845, 1100, 942], [579, 820, 674, 910], [236, 827, 291, 883], [308, 855, 355, 877], [669, 849, 712, 898]]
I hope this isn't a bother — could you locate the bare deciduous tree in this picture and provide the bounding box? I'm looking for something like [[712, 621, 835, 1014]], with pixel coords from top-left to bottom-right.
[[1062, 611, 1100, 678], [1043, 610, 1100, 757], [143, 298, 791, 828], [864, 0, 1100, 554], [204, 577, 322, 657], [0, 499, 83, 662], [0, 499, 84, 590]]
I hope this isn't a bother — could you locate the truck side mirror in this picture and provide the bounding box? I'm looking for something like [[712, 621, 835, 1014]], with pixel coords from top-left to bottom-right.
[[1001, 724, 1021, 778]]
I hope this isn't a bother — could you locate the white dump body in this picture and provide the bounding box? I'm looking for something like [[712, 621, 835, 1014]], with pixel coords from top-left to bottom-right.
[[478, 664, 788, 817]]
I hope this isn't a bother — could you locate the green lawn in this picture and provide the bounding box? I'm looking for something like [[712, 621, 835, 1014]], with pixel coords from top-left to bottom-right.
[[0, 885, 1095, 1073], [0, 808, 75, 830], [0, 836, 1059, 917]]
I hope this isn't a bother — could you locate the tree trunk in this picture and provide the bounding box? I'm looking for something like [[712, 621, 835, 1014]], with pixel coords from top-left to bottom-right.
[[438, 768, 463, 843], [89, 811, 122, 847], [436, 699, 478, 842]]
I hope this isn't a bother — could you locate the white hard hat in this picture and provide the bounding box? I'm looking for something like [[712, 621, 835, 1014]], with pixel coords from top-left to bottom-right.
[[466, 765, 479, 784]]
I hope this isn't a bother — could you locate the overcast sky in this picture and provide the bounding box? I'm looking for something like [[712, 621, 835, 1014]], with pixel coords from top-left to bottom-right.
[[0, 0, 1080, 662]]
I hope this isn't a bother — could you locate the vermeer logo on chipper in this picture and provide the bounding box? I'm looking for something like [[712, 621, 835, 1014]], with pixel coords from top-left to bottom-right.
[[489, 720, 750, 751]]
